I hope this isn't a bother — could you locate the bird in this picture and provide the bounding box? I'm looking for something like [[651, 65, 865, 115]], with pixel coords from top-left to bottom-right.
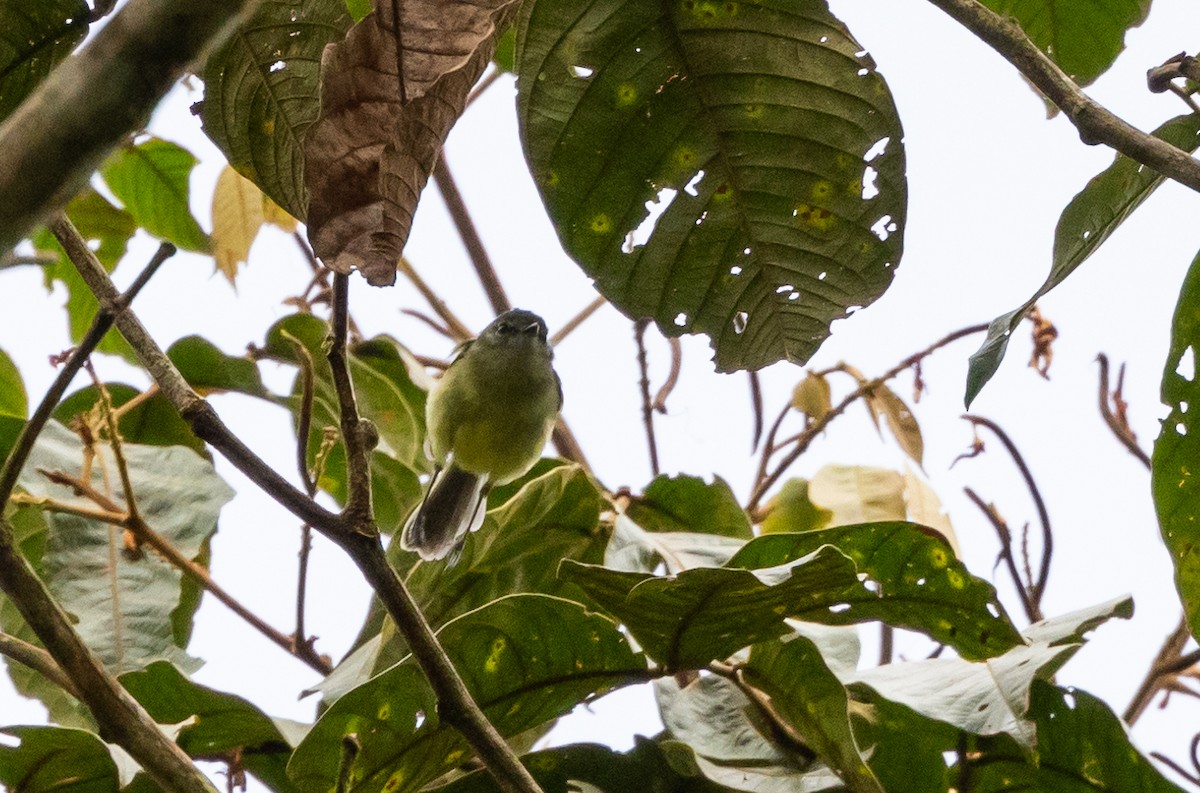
[[401, 308, 562, 560]]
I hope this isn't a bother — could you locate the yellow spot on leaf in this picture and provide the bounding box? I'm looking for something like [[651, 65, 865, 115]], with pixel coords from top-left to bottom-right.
[[546, 170, 560, 187], [930, 547, 949, 568], [811, 180, 833, 201], [793, 203, 835, 231], [382, 771, 404, 792], [590, 214, 612, 234], [744, 103, 764, 118], [446, 749, 465, 765], [377, 702, 391, 721], [262, 118, 275, 135], [484, 636, 507, 672], [615, 83, 638, 108], [947, 569, 964, 589]]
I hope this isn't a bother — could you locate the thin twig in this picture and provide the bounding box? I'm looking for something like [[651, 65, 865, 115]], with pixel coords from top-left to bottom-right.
[[466, 68, 503, 108], [749, 372, 765, 452], [634, 319, 660, 477], [402, 308, 457, 340], [747, 322, 990, 514], [964, 487, 1041, 622], [0, 630, 81, 698], [398, 258, 474, 341], [550, 295, 606, 347], [284, 330, 318, 655], [653, 338, 682, 413], [1096, 354, 1151, 468], [1151, 735, 1200, 788], [433, 158, 511, 315], [85, 362, 142, 526], [925, 0, 1200, 192], [962, 415, 1053, 608], [879, 625, 894, 666], [328, 274, 373, 526], [1125, 615, 1193, 725]]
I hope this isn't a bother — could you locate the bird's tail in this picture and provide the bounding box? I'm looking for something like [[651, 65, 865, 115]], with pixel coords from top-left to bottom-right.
[[401, 465, 488, 561]]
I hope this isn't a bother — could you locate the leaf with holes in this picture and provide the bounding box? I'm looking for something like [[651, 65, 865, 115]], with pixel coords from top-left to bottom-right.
[[967, 114, 1200, 405], [100, 137, 211, 253], [517, 0, 905, 371], [0, 0, 88, 123], [202, 0, 354, 219], [1154, 249, 1200, 641], [288, 595, 644, 793], [560, 545, 863, 667], [728, 523, 1023, 659]]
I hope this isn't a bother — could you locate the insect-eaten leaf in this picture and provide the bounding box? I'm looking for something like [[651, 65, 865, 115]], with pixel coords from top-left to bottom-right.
[[305, 0, 519, 285]]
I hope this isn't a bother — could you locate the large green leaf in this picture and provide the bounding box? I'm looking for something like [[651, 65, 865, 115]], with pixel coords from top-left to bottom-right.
[[202, 0, 354, 219], [101, 137, 211, 253], [289, 595, 645, 793], [32, 189, 139, 362], [728, 523, 1022, 659], [0, 0, 88, 123], [746, 636, 882, 792], [963, 681, 1184, 792], [122, 661, 304, 793], [1154, 249, 1200, 640], [980, 0, 1149, 86], [626, 474, 752, 539], [967, 114, 1200, 405], [561, 546, 863, 667], [0, 726, 118, 793], [0, 345, 26, 418], [15, 421, 232, 673], [517, 0, 906, 371], [850, 686, 959, 792], [168, 335, 269, 398]]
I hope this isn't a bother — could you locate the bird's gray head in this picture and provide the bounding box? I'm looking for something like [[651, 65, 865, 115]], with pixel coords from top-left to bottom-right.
[[479, 309, 550, 347]]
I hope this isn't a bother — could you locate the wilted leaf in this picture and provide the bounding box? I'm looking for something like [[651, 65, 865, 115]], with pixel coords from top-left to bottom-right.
[[305, 0, 517, 284], [746, 636, 883, 792], [101, 137, 211, 253], [626, 473, 752, 539], [289, 595, 645, 793], [518, 0, 906, 371], [0, 0, 88, 123], [202, 0, 354, 219], [980, 0, 1149, 86], [728, 523, 1023, 659], [792, 372, 832, 420], [0, 726, 118, 793], [0, 346, 26, 418], [122, 661, 303, 792], [561, 546, 863, 667], [211, 164, 266, 283], [867, 384, 923, 466], [808, 465, 906, 525], [1154, 249, 1200, 641], [967, 115, 1200, 405], [760, 478, 832, 535], [16, 422, 233, 673]]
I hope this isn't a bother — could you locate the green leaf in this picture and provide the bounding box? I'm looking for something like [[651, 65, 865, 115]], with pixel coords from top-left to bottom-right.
[[850, 686, 958, 792], [0, 0, 88, 122], [0, 346, 26, 418], [168, 335, 269, 398], [0, 726, 118, 793], [1154, 248, 1200, 641], [202, 0, 354, 219], [16, 421, 233, 673], [980, 0, 1149, 86], [32, 189, 139, 363], [289, 595, 645, 793], [746, 636, 883, 792], [728, 523, 1023, 659], [54, 383, 204, 455], [121, 661, 303, 792], [101, 137, 211, 253], [517, 0, 906, 372], [492, 24, 516, 73], [964, 681, 1185, 792], [760, 478, 832, 535], [967, 114, 1200, 405], [432, 738, 725, 793], [626, 474, 752, 539], [560, 545, 862, 667]]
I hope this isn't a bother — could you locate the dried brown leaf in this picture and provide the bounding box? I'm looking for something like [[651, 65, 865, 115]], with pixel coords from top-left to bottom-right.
[[304, 0, 516, 285], [872, 384, 924, 467]]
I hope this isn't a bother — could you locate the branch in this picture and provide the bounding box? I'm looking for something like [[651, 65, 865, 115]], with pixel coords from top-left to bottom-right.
[[328, 274, 373, 526], [0, 0, 263, 253], [1125, 615, 1193, 724], [634, 319, 660, 477], [284, 331, 318, 656], [433, 158, 511, 315], [549, 295, 606, 347], [398, 258, 474, 341], [925, 0, 1200, 192], [1096, 354, 1151, 469], [0, 631, 80, 699], [964, 486, 1041, 622], [747, 322, 989, 514]]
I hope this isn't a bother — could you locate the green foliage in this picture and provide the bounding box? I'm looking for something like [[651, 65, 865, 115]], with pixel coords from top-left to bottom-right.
[[626, 473, 752, 539], [202, 0, 355, 219], [54, 383, 204, 455], [290, 595, 644, 793], [1154, 249, 1200, 641], [0, 0, 88, 122], [0, 346, 26, 418], [517, 0, 906, 372], [100, 137, 211, 253], [168, 335, 269, 398], [967, 114, 1200, 405], [0, 725, 119, 793]]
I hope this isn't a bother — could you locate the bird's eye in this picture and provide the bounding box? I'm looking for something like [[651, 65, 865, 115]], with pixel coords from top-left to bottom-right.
[[496, 323, 514, 334]]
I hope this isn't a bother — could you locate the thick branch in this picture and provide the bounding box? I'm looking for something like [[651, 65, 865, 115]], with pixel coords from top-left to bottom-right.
[[0, 0, 263, 252], [925, 0, 1200, 191]]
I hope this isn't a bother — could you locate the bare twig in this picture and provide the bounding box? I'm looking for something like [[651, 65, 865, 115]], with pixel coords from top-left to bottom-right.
[[434, 158, 511, 316], [402, 308, 457, 340], [1147, 52, 1200, 114], [653, 338, 682, 413], [963, 487, 1041, 622], [748, 372, 765, 452], [747, 322, 990, 514], [550, 295, 606, 347], [398, 258, 474, 341], [879, 625, 894, 666], [466, 68, 503, 108], [634, 320, 660, 476], [1097, 354, 1151, 468], [1151, 734, 1200, 788], [328, 274, 373, 526], [925, 0, 1200, 192], [283, 330, 318, 656], [0, 631, 80, 698], [1125, 615, 1194, 725], [962, 415, 1053, 609]]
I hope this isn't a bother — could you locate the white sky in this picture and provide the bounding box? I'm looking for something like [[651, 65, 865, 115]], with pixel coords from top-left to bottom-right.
[[3, 0, 1200, 786]]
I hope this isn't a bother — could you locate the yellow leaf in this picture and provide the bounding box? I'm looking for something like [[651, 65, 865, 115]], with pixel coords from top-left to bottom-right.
[[211, 165, 266, 283], [902, 468, 960, 555], [871, 384, 924, 467], [791, 372, 831, 419], [808, 465, 906, 526], [262, 194, 299, 233]]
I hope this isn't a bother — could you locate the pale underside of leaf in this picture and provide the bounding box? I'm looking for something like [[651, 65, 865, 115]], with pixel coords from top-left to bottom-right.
[[304, 0, 517, 285], [211, 164, 266, 283]]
